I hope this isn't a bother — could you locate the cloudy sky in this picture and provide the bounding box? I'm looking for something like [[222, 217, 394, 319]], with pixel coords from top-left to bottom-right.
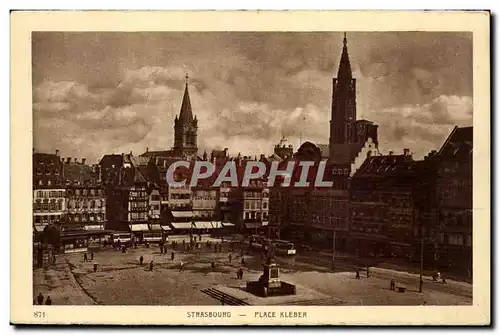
[[32, 32, 473, 164]]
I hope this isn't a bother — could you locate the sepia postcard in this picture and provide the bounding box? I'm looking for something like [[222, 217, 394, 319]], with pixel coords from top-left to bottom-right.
[[10, 10, 490, 326]]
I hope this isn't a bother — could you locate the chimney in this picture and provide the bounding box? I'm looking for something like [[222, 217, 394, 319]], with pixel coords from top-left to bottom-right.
[[403, 148, 410, 156], [55, 149, 60, 156], [82, 158, 86, 165], [66, 157, 71, 164], [146, 147, 149, 153], [130, 150, 133, 156], [388, 151, 394, 156]]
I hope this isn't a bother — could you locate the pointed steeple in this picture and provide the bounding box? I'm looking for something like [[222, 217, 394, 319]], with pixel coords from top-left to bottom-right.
[[337, 32, 352, 79], [179, 73, 193, 123]]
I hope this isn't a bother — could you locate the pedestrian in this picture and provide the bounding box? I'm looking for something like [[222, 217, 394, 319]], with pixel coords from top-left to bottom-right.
[[390, 279, 395, 291], [93, 263, 98, 273], [238, 268, 244, 279], [442, 276, 447, 284], [211, 260, 215, 269], [160, 245, 163, 254], [83, 253, 88, 262], [51, 254, 56, 265], [149, 260, 154, 271], [171, 251, 175, 261], [45, 296, 52, 305], [228, 254, 232, 263], [241, 257, 246, 266], [37, 292, 44, 305], [366, 267, 370, 278], [180, 261, 184, 271], [91, 252, 94, 261], [139, 255, 144, 266], [356, 270, 360, 279]]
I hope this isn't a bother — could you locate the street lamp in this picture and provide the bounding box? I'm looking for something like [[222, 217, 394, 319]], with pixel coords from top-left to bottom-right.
[[331, 217, 336, 271], [419, 209, 424, 293]]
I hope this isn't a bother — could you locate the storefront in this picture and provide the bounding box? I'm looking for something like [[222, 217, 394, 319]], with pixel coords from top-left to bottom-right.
[[129, 223, 150, 242], [244, 222, 263, 235], [194, 221, 213, 235], [170, 221, 195, 235], [60, 230, 113, 253], [144, 224, 163, 243]]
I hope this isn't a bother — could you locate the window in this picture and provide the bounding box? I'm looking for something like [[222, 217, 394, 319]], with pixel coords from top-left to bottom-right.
[[448, 234, 464, 246], [245, 212, 250, 220], [47, 180, 52, 186], [39, 180, 43, 186], [83, 189, 88, 196], [263, 202, 268, 209], [245, 202, 249, 210], [57, 199, 63, 211], [75, 189, 80, 196], [344, 168, 348, 175]]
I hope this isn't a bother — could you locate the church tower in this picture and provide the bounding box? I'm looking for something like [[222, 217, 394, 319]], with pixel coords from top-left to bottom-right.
[[173, 74, 198, 159], [329, 33, 357, 154]]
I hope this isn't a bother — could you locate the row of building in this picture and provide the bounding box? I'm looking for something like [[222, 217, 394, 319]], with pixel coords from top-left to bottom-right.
[[269, 126, 472, 273]]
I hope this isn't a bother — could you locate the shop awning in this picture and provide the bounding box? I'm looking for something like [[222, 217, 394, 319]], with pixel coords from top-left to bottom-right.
[[33, 225, 46, 232], [170, 222, 195, 229], [222, 222, 235, 227], [194, 221, 213, 229], [129, 224, 150, 232], [149, 224, 162, 232], [161, 226, 172, 231], [171, 211, 194, 218], [244, 222, 262, 229], [85, 225, 104, 231], [211, 221, 223, 229]]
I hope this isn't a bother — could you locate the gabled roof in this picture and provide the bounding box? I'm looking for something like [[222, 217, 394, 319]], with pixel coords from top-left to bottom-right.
[[139, 150, 175, 158], [99, 154, 123, 168], [438, 126, 473, 160], [354, 154, 414, 177]]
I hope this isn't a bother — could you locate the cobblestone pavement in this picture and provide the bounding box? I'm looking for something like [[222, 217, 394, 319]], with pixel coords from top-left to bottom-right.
[[33, 243, 472, 306]]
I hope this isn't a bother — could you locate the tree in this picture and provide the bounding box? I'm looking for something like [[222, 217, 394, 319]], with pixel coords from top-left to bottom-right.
[[42, 224, 61, 249]]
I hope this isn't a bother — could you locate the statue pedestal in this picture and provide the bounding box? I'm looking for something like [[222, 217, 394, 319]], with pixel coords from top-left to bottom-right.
[[246, 261, 296, 297]]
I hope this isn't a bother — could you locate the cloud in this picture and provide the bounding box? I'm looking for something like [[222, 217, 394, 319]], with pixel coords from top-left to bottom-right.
[[32, 32, 473, 164]]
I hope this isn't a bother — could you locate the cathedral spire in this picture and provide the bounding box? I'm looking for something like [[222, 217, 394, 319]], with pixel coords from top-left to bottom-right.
[[179, 73, 193, 123], [337, 32, 352, 79]]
